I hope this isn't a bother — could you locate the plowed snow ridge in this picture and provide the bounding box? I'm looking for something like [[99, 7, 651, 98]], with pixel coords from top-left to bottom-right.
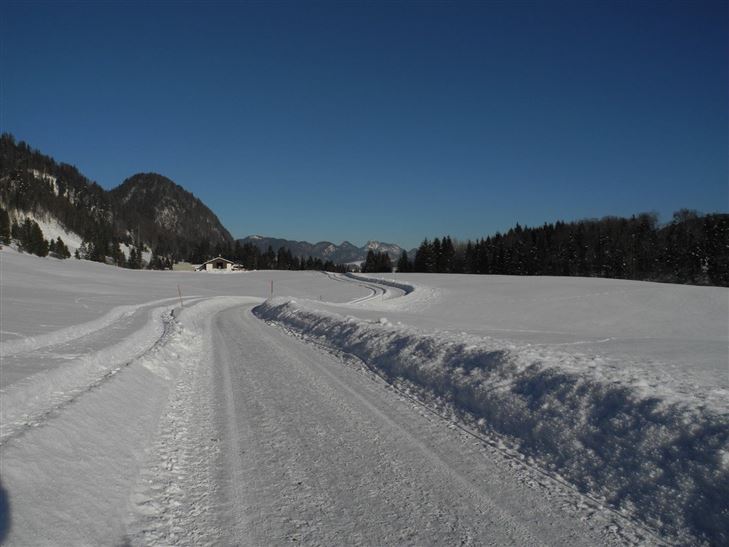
[[255, 294, 729, 545]]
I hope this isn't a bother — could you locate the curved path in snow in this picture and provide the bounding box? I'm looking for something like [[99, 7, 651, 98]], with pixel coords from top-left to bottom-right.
[[0, 274, 665, 545], [126, 304, 654, 546], [320, 271, 408, 304]]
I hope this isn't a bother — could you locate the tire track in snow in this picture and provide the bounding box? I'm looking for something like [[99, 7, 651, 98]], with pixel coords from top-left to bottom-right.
[[0, 295, 201, 357], [319, 271, 390, 304], [212, 306, 647, 546], [303, 331, 665, 546], [254, 301, 690, 545], [213, 307, 535, 545], [0, 308, 179, 447], [0, 300, 216, 546], [1, 296, 256, 546], [124, 297, 261, 546]]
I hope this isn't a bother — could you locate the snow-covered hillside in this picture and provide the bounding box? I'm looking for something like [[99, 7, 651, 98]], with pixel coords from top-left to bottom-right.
[[5, 209, 83, 254], [1, 249, 726, 545]]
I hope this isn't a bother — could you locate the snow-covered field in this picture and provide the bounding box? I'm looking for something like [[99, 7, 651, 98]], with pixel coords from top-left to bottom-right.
[[1, 248, 727, 545]]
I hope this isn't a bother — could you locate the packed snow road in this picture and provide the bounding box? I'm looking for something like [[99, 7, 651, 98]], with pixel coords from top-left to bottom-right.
[[201, 305, 650, 546], [0, 293, 651, 547], [2, 250, 726, 544]]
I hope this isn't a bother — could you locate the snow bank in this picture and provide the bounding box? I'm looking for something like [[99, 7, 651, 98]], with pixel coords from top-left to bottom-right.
[[344, 272, 415, 294], [255, 298, 729, 545], [343, 272, 441, 311]]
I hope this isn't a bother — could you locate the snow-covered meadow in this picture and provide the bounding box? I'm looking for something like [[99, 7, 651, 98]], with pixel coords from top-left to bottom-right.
[[1, 249, 727, 544]]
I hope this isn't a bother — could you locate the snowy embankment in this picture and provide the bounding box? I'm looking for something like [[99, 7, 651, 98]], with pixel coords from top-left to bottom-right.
[[344, 272, 415, 294], [339, 272, 441, 311], [255, 297, 729, 545]]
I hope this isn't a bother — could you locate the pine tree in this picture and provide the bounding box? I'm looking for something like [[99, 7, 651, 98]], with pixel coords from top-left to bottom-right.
[[441, 236, 455, 272], [397, 250, 411, 273], [265, 246, 276, 269], [128, 245, 143, 269], [128, 247, 138, 269], [11, 221, 20, 242], [18, 218, 32, 251], [111, 240, 125, 266], [363, 250, 392, 273], [78, 240, 92, 260], [29, 221, 49, 257], [0, 207, 10, 244], [55, 237, 71, 259], [413, 239, 433, 272]]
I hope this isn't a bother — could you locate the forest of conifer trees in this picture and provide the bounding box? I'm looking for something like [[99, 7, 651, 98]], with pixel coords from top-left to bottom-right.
[[399, 212, 728, 286], [191, 239, 348, 273]]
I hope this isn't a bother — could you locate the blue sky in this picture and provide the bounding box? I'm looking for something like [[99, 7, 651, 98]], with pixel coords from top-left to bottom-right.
[[2, 0, 727, 249]]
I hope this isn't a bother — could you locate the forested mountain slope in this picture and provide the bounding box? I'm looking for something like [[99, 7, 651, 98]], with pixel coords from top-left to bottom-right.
[[0, 134, 232, 264]]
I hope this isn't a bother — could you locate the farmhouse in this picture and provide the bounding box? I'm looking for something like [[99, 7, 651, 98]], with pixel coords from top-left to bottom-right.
[[196, 256, 236, 272]]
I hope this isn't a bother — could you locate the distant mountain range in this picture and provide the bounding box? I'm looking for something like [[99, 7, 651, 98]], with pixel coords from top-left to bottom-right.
[[239, 235, 409, 264], [0, 135, 408, 266]]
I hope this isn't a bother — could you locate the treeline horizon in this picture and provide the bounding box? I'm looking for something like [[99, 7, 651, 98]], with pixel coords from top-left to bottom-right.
[[3, 201, 727, 286], [196, 240, 349, 273], [392, 211, 728, 287]]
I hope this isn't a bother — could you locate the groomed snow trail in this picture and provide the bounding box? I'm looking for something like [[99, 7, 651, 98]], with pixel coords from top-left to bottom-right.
[[3, 249, 722, 544], [204, 305, 651, 546]]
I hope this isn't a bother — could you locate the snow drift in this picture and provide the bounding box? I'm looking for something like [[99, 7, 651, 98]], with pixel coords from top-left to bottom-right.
[[255, 298, 729, 545], [344, 272, 415, 294]]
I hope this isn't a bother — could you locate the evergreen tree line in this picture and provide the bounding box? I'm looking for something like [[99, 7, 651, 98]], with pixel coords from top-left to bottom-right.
[[198, 240, 349, 272], [398, 211, 729, 286], [0, 201, 346, 272], [1, 134, 116, 248], [362, 250, 393, 273], [0, 203, 157, 268], [1, 207, 71, 259]]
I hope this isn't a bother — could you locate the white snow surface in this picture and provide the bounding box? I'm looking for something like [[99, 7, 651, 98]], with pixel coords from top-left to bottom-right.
[[340, 272, 728, 391], [1, 248, 727, 545]]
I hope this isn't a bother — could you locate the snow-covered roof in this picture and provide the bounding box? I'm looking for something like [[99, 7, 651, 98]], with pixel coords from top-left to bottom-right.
[[199, 256, 234, 265]]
